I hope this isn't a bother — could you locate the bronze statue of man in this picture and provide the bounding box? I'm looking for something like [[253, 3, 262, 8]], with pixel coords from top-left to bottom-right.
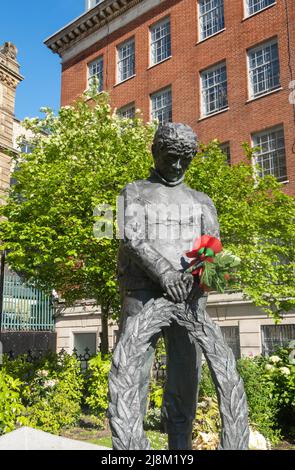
[[117, 123, 220, 450]]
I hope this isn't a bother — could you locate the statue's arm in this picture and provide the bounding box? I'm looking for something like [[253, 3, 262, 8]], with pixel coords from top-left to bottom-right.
[[201, 195, 220, 239], [118, 185, 175, 285]]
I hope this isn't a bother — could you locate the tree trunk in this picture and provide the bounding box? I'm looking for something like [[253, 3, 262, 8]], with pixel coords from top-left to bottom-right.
[[100, 303, 109, 357]]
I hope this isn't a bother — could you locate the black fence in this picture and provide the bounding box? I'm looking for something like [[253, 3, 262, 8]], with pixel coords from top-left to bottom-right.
[[3, 347, 167, 380]]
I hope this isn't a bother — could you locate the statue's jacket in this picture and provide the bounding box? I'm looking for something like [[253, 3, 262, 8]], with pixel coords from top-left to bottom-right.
[[117, 170, 220, 293]]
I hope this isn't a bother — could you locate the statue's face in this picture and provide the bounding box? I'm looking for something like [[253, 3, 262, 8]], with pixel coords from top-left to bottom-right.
[[154, 144, 193, 182]]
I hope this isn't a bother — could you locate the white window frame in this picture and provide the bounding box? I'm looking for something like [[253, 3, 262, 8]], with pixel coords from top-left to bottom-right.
[[252, 125, 287, 182], [247, 38, 280, 99], [198, 0, 225, 41], [88, 56, 103, 92], [150, 87, 172, 125], [117, 38, 135, 84], [150, 17, 171, 66], [244, 0, 276, 18], [118, 102, 136, 119], [200, 61, 228, 117]]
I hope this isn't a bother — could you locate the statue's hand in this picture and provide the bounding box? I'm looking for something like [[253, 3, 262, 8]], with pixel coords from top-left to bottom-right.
[[160, 271, 194, 303]]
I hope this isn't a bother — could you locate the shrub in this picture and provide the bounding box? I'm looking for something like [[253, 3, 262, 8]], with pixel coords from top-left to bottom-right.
[[144, 408, 163, 431], [2, 352, 84, 435], [263, 344, 295, 439], [0, 370, 27, 434], [23, 353, 84, 434], [237, 356, 281, 443], [84, 353, 111, 427], [192, 397, 221, 450], [199, 363, 216, 399]]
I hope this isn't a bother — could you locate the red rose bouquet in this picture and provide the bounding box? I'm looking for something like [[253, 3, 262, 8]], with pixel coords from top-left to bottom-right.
[[185, 235, 240, 293]]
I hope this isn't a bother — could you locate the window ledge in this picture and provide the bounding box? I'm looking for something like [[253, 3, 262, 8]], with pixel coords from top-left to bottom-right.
[[114, 75, 136, 87], [242, 2, 276, 22], [84, 89, 104, 101], [246, 87, 283, 103], [196, 28, 226, 45], [148, 56, 172, 70], [280, 179, 289, 185], [198, 107, 229, 122]]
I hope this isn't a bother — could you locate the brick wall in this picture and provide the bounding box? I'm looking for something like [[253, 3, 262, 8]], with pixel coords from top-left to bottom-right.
[[60, 0, 295, 194]]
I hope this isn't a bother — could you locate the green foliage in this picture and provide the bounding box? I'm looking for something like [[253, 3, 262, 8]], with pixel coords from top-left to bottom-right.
[[2, 352, 84, 435], [149, 380, 164, 409], [237, 356, 281, 443], [198, 362, 217, 399], [0, 370, 27, 434], [144, 407, 163, 431], [24, 353, 84, 434], [263, 344, 295, 438], [84, 353, 111, 424], [198, 359, 283, 443], [0, 91, 155, 320], [193, 397, 221, 436], [186, 141, 295, 318]]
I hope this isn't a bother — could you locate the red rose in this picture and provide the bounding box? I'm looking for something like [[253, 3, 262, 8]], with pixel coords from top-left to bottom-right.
[[186, 235, 222, 259]]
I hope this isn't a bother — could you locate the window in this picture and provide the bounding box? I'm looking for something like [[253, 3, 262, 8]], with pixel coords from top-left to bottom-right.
[[150, 17, 171, 66], [88, 56, 103, 92], [261, 324, 295, 356], [20, 142, 32, 154], [151, 87, 172, 125], [220, 142, 231, 163], [201, 62, 228, 116], [220, 326, 241, 360], [118, 103, 136, 119], [117, 39, 135, 83], [198, 0, 225, 40], [252, 125, 287, 182], [245, 0, 275, 17], [248, 39, 280, 99], [73, 332, 97, 370]]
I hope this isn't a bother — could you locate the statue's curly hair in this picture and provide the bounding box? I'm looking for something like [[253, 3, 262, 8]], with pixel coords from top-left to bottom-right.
[[152, 123, 198, 160]]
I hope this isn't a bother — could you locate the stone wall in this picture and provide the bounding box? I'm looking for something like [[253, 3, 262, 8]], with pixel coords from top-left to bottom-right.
[[54, 292, 295, 357], [0, 42, 23, 196]]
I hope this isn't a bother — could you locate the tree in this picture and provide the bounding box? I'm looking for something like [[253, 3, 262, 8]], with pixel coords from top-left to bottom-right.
[[186, 141, 295, 318], [0, 92, 294, 358], [0, 91, 154, 354]]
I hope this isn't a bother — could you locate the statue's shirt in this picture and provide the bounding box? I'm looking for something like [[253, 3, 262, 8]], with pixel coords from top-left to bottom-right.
[[117, 173, 220, 291]]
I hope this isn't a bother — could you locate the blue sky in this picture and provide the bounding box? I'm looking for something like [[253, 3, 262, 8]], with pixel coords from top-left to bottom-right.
[[1, 1, 85, 120]]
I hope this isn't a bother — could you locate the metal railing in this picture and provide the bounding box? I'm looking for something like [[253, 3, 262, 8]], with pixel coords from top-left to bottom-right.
[[1, 267, 54, 331]]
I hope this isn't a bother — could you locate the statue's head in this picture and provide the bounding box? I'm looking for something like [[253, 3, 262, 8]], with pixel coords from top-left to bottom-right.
[[151, 123, 198, 183]]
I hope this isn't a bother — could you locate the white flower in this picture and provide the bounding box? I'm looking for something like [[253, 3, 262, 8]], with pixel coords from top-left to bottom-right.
[[269, 355, 281, 363], [249, 429, 269, 450], [44, 379, 58, 388], [135, 108, 141, 114], [37, 370, 49, 377], [279, 367, 290, 375], [265, 364, 275, 371]]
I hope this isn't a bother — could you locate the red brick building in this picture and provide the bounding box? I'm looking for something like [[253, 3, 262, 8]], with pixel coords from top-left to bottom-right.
[[45, 0, 295, 194], [45, 1, 295, 357]]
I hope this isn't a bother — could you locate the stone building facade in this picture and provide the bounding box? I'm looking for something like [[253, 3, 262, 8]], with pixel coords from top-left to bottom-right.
[[45, 1, 295, 357], [0, 42, 23, 197]]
